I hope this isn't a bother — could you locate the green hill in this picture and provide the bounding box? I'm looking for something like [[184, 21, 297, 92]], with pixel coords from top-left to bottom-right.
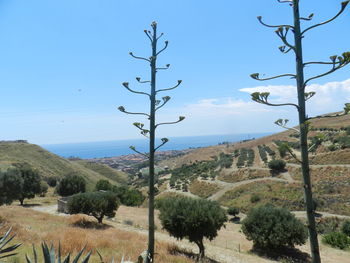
[[0, 141, 128, 190]]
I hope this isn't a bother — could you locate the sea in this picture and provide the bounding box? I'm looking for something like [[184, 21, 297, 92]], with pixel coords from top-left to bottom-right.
[[41, 133, 271, 159]]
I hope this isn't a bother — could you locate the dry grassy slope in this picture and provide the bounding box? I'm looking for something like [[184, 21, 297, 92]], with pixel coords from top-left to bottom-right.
[[73, 160, 128, 185], [0, 142, 127, 190], [160, 114, 350, 169]]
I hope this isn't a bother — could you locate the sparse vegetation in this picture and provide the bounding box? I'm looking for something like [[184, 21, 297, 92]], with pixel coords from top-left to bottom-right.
[[322, 232, 350, 250], [188, 179, 221, 198]]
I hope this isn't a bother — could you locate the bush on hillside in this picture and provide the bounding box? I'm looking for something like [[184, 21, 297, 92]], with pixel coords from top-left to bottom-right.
[[56, 173, 86, 197], [250, 194, 261, 203], [68, 191, 119, 224], [341, 220, 350, 237], [158, 196, 227, 259], [316, 217, 344, 235], [227, 207, 240, 218], [39, 181, 49, 197], [45, 176, 58, 187], [322, 232, 350, 250], [268, 159, 286, 172], [95, 179, 112, 191], [242, 204, 308, 249], [346, 126, 350, 135], [111, 185, 145, 207]]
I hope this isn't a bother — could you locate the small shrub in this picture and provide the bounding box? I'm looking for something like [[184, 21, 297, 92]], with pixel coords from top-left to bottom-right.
[[95, 179, 112, 191], [346, 126, 350, 135], [45, 176, 58, 187], [322, 232, 350, 250], [341, 220, 350, 237], [328, 144, 337, 152], [317, 217, 343, 234], [227, 207, 240, 217], [242, 204, 308, 249], [268, 159, 286, 172], [250, 194, 261, 203], [39, 181, 49, 197]]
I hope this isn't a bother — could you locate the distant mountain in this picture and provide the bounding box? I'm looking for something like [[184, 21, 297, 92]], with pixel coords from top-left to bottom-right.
[[0, 141, 128, 190]]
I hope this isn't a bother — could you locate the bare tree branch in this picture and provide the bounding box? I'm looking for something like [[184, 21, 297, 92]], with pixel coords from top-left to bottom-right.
[[144, 30, 153, 42], [250, 72, 296, 81], [136, 77, 151, 84], [129, 146, 149, 158], [302, 1, 349, 35], [156, 80, 182, 94], [122, 82, 151, 97], [129, 52, 151, 62], [275, 119, 300, 133], [157, 33, 164, 41], [251, 92, 300, 109], [155, 138, 169, 151], [155, 96, 171, 111], [257, 16, 294, 29], [156, 41, 169, 56], [118, 106, 150, 118], [275, 26, 296, 51], [155, 116, 185, 129], [156, 64, 170, 70]]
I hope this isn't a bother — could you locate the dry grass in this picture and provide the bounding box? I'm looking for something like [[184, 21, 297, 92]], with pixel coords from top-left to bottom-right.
[[0, 206, 193, 263], [188, 179, 222, 198], [218, 168, 271, 183], [310, 149, 350, 164]]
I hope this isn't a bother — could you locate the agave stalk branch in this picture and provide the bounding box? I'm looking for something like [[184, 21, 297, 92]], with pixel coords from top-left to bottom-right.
[[257, 16, 294, 29], [155, 138, 169, 151], [156, 80, 182, 94], [129, 52, 151, 63], [302, 1, 349, 36], [122, 82, 150, 97], [155, 116, 185, 129]]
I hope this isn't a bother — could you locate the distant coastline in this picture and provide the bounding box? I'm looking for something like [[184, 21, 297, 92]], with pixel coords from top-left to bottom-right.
[[41, 133, 271, 159]]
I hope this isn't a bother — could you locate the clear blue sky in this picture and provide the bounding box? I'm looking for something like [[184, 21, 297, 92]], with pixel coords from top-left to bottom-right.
[[0, 0, 349, 144]]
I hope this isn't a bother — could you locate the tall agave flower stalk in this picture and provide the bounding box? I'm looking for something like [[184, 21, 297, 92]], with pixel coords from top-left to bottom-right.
[[118, 21, 184, 262], [250, 1, 350, 262]]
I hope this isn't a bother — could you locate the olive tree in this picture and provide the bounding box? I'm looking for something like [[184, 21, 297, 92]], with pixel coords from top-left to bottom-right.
[[158, 197, 227, 260], [56, 173, 86, 197], [68, 191, 119, 224]]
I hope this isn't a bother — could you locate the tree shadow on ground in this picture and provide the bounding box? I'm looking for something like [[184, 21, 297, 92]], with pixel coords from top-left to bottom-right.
[[69, 218, 112, 230], [167, 244, 220, 263], [22, 203, 42, 207], [229, 217, 241, 224], [251, 246, 311, 263]]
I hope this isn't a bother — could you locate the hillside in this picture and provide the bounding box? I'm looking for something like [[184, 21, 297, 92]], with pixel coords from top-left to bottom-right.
[[155, 114, 350, 216], [0, 141, 128, 189]]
